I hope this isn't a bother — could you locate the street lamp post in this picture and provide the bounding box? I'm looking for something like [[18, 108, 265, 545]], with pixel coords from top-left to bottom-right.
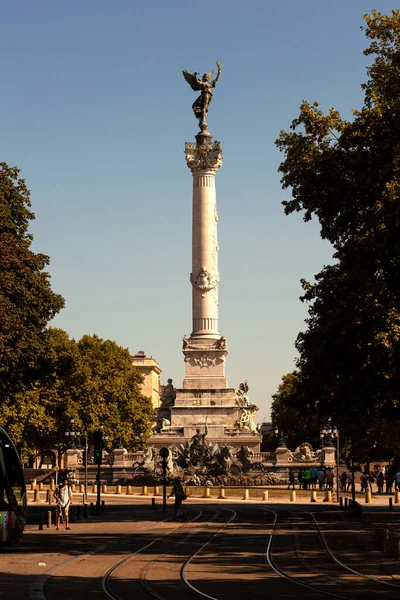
[[274, 428, 287, 448], [320, 421, 340, 502]]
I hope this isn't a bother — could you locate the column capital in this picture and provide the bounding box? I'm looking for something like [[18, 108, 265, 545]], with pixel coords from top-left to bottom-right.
[[185, 141, 223, 173]]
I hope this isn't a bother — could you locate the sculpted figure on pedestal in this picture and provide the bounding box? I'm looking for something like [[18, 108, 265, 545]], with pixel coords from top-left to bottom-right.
[[182, 61, 222, 128], [182, 335, 192, 350], [290, 442, 323, 462], [189, 419, 208, 463], [217, 336, 227, 350], [160, 378, 176, 407]]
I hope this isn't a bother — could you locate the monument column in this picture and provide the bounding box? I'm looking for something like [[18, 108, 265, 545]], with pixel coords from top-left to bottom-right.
[[183, 140, 227, 389]]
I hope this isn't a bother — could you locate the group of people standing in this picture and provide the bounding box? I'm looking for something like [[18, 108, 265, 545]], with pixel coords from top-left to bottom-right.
[[347, 467, 400, 494], [287, 467, 335, 490]]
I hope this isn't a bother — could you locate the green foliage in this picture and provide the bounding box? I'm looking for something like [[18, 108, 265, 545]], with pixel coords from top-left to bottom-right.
[[1, 329, 154, 454], [0, 163, 64, 405], [270, 371, 320, 450], [275, 10, 400, 459]]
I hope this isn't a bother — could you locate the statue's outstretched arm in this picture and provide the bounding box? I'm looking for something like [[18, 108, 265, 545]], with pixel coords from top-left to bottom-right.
[[212, 61, 222, 86]]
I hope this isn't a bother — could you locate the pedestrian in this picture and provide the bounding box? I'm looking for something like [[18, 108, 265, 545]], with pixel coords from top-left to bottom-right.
[[53, 477, 72, 531], [287, 468, 295, 490], [368, 472, 375, 493], [395, 469, 400, 492], [303, 468, 311, 490], [310, 467, 318, 490], [326, 468, 334, 490], [385, 471, 394, 494], [360, 471, 369, 493], [317, 468, 326, 490], [340, 470, 347, 492], [298, 468, 304, 490], [346, 470, 353, 492], [376, 471, 384, 494], [168, 477, 187, 518]]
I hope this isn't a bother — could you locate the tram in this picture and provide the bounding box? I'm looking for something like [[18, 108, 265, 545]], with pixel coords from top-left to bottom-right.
[[0, 427, 27, 543]]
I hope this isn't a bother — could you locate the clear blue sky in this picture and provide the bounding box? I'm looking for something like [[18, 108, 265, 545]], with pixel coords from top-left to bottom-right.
[[1, 1, 394, 420]]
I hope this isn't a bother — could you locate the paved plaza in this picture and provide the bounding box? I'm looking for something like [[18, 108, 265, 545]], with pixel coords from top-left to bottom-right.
[[1, 496, 399, 600]]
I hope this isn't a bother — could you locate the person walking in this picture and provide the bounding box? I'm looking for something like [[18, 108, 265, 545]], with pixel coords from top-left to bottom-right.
[[326, 468, 335, 491], [317, 468, 326, 491], [53, 477, 72, 530], [395, 469, 400, 492], [385, 470, 394, 494], [346, 470, 353, 492], [360, 471, 369, 493], [310, 467, 318, 490], [368, 472, 375, 493], [298, 469, 304, 490], [376, 471, 384, 494], [303, 468, 311, 490], [287, 468, 295, 490], [340, 470, 347, 493], [168, 477, 187, 518]]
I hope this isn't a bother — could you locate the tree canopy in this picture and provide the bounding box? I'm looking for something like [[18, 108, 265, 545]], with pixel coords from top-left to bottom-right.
[[0, 163, 64, 405], [1, 329, 154, 456], [274, 10, 400, 459]]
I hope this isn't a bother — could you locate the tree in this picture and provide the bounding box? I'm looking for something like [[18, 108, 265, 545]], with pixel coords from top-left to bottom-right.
[[275, 10, 400, 459], [0, 163, 64, 406], [270, 371, 320, 450], [73, 333, 153, 448], [1, 329, 154, 457]]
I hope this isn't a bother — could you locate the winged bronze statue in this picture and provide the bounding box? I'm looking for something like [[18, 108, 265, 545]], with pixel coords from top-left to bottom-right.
[[182, 61, 222, 128]]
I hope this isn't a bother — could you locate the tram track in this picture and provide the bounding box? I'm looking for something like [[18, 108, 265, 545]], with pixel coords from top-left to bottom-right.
[[264, 509, 400, 600], [103, 508, 236, 600], [30, 510, 201, 600], [27, 505, 400, 600]]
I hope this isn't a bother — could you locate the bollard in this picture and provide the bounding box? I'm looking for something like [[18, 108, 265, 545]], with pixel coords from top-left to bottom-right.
[[218, 486, 226, 499], [83, 504, 88, 519], [325, 490, 332, 502], [50, 480, 55, 491], [344, 497, 348, 509], [116, 485, 122, 495], [383, 529, 395, 554], [101, 500, 105, 514], [290, 490, 296, 502], [34, 489, 40, 502], [153, 485, 160, 496], [90, 502, 94, 516], [47, 510, 52, 527], [48, 493, 52, 505], [339, 497, 343, 510], [394, 535, 400, 560], [263, 490, 269, 502], [92, 484, 97, 494], [80, 483, 84, 493], [395, 490, 400, 504], [39, 482, 44, 491], [31, 481, 36, 491], [46, 490, 50, 503], [127, 485, 132, 495], [38, 515, 44, 531], [389, 497, 393, 511], [152, 498, 156, 510], [373, 527, 385, 549], [365, 490, 371, 504], [76, 505, 81, 520], [141, 485, 148, 496], [310, 491, 317, 503], [71, 484, 76, 493], [204, 486, 211, 498], [243, 488, 249, 501], [102, 484, 107, 494]]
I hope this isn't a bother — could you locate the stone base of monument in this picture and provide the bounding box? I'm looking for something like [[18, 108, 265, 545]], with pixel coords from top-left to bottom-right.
[[148, 387, 262, 451]]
